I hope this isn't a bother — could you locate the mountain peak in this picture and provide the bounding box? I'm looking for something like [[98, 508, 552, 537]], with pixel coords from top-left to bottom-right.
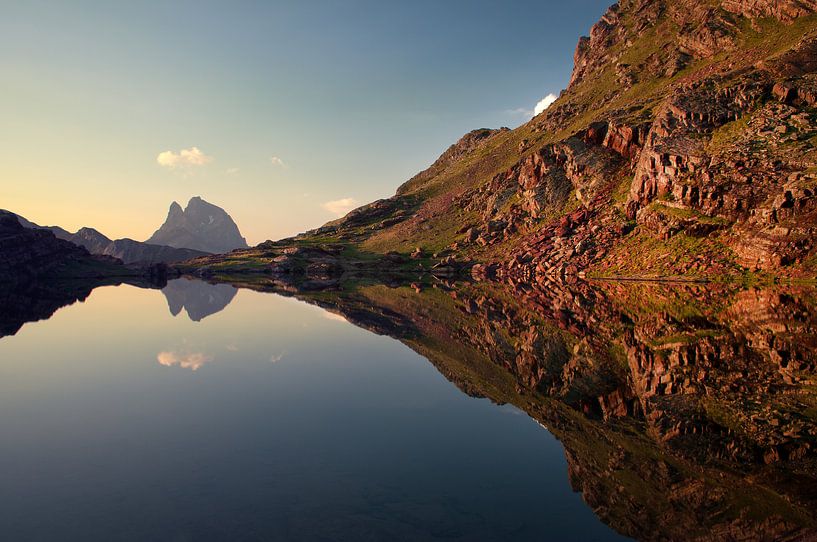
[[147, 197, 248, 254]]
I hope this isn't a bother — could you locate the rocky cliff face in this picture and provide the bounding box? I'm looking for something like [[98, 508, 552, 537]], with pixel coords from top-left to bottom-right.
[[507, 0, 817, 279], [147, 197, 248, 254]]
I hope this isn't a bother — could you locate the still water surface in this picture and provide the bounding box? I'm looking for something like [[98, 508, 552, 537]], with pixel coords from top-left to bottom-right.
[[0, 280, 628, 541]]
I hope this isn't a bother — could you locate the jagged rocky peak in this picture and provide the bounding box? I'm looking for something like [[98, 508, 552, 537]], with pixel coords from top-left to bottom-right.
[[166, 201, 184, 223], [147, 196, 248, 254]]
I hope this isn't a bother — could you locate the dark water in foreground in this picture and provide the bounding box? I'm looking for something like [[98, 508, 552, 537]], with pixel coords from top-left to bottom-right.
[[0, 280, 628, 541]]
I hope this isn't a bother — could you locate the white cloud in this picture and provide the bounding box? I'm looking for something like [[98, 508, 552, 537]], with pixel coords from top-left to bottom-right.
[[157, 350, 213, 371], [321, 197, 358, 217], [270, 156, 285, 167], [157, 146, 213, 168], [226, 167, 240, 175], [534, 93, 558, 116]]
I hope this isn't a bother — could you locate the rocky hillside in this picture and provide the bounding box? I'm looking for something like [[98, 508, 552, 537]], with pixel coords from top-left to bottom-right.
[[148, 196, 248, 254], [237, 0, 816, 283]]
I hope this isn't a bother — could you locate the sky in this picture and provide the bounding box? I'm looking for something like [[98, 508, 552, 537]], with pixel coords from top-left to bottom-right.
[[1, 0, 612, 245]]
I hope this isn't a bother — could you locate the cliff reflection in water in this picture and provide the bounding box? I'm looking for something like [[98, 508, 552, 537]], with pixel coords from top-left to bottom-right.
[[1, 274, 816, 540], [223, 274, 817, 541]]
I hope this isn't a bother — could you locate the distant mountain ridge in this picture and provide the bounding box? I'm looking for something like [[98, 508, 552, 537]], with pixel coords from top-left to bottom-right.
[[9, 196, 244, 263], [147, 196, 248, 254], [0, 210, 127, 282], [14, 215, 208, 265]]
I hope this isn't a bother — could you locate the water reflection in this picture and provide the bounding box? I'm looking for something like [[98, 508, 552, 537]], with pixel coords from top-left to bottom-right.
[[0, 276, 161, 338], [1, 274, 816, 540], [212, 276, 817, 540], [157, 349, 214, 371], [161, 277, 237, 321], [0, 281, 624, 541]]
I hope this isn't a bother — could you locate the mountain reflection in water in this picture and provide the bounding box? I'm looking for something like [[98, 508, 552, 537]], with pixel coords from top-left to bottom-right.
[[0, 274, 815, 541], [161, 277, 238, 321]]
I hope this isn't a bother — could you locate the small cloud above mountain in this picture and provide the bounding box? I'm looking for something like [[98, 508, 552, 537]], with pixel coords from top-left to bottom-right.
[[157, 146, 213, 168], [322, 197, 358, 217], [507, 93, 559, 119], [534, 93, 558, 115], [270, 156, 285, 167]]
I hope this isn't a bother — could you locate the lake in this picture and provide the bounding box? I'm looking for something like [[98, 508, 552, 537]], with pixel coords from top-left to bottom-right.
[[0, 279, 630, 541]]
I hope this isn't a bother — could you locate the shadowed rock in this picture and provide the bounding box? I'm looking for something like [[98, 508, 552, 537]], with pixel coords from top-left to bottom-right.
[[0, 210, 129, 282]]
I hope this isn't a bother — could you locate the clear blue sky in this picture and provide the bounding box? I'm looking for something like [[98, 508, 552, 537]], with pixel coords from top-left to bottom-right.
[[1, 0, 612, 243]]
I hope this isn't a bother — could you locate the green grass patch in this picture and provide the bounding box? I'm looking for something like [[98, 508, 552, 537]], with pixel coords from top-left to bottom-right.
[[708, 114, 752, 152], [651, 203, 731, 226]]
